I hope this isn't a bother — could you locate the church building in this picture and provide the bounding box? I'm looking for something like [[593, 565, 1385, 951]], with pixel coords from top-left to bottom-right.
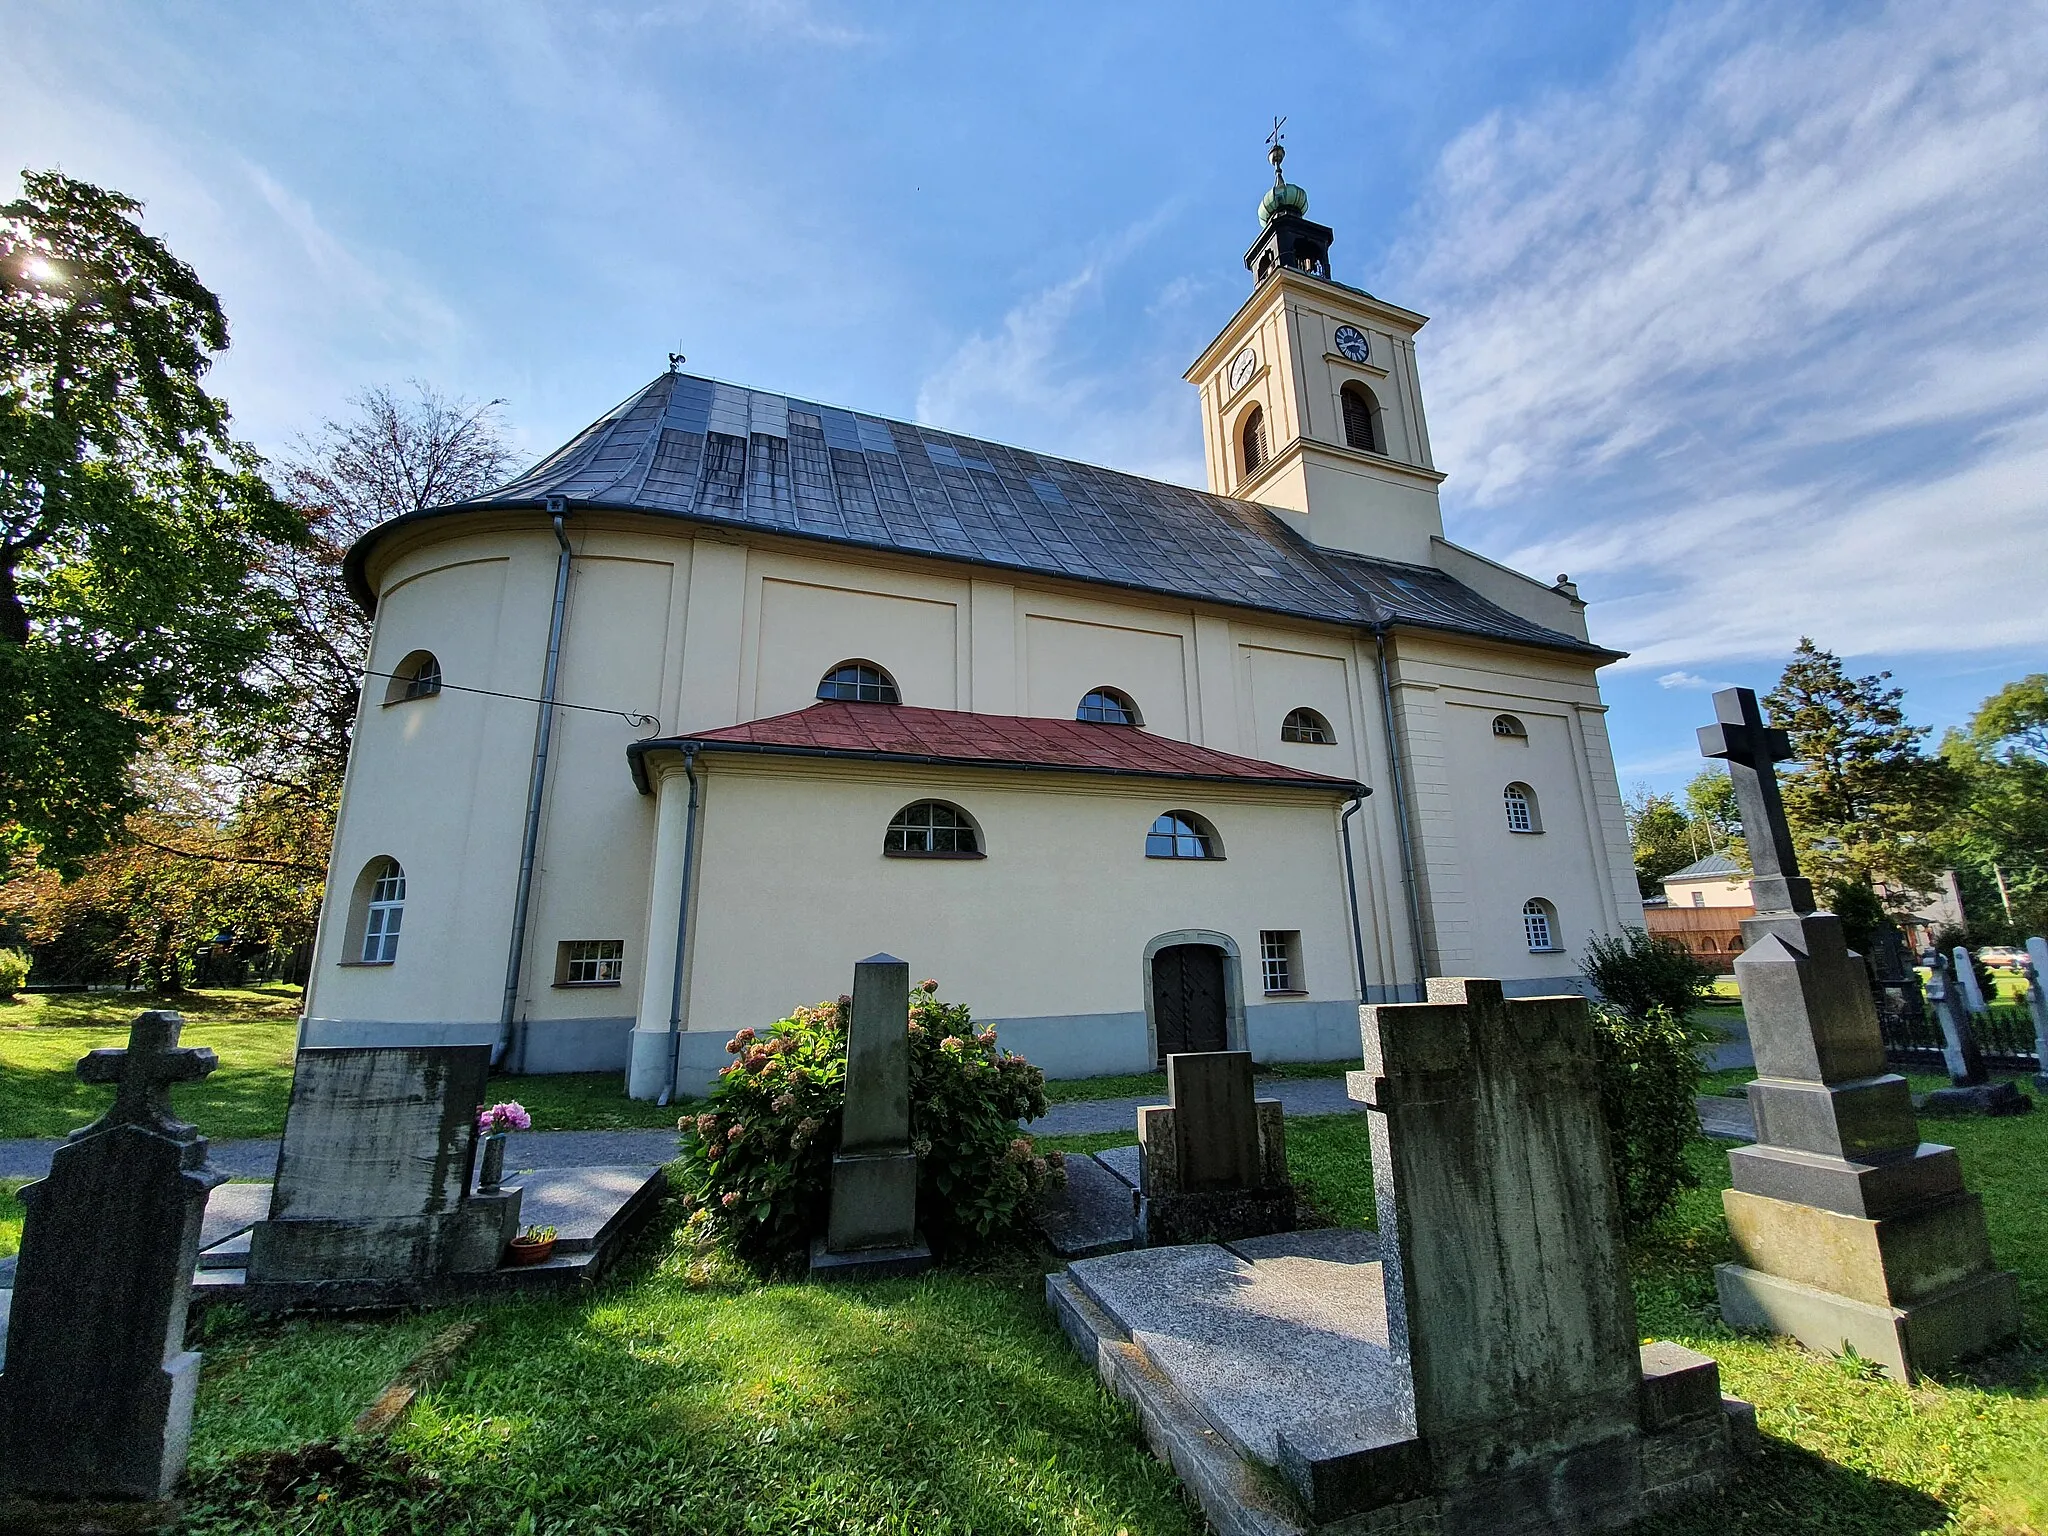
[[309, 145, 1643, 1098]]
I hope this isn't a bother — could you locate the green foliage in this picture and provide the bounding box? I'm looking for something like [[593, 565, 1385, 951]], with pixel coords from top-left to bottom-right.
[[1588, 1002, 1706, 1232], [680, 983, 1063, 1266], [1581, 925, 1715, 1021], [1, 170, 307, 873], [1936, 674, 2048, 938], [1624, 769, 1748, 896], [0, 948, 25, 997], [1765, 638, 1958, 906]]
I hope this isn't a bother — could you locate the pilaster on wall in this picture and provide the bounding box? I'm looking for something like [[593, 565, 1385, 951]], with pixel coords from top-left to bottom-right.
[[673, 537, 749, 732], [1573, 703, 1647, 928], [1385, 673, 1472, 972]]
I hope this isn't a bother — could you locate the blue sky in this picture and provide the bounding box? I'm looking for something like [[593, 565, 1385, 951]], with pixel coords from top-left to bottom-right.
[[6, 0, 2044, 792]]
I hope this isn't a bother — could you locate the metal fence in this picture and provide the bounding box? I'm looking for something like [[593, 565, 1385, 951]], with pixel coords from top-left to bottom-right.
[[1877, 997, 2041, 1073]]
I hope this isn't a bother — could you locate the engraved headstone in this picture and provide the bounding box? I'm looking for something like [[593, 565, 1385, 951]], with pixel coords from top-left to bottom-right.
[[811, 954, 931, 1279], [246, 1045, 519, 1285], [1925, 952, 1989, 1088], [1136, 1050, 1291, 1244], [1866, 922, 1925, 1044], [0, 1013, 225, 1511], [1701, 687, 2020, 1378], [1952, 945, 1991, 1017]]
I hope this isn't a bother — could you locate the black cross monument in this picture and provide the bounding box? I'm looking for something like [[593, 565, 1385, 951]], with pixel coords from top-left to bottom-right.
[[1697, 686, 1813, 915]]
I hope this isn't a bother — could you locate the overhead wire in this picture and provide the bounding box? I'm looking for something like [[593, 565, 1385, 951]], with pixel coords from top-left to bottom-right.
[[360, 669, 659, 737]]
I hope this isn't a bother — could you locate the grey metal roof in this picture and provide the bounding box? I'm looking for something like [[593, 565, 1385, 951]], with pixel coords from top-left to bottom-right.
[[344, 369, 1610, 658], [1665, 851, 1748, 881]]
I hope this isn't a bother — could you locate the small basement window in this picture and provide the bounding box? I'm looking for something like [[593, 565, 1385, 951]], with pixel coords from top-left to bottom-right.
[[557, 939, 624, 986], [1260, 930, 1304, 994], [383, 651, 442, 705]]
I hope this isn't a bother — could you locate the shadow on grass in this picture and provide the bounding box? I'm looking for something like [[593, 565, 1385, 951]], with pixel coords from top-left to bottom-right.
[[1644, 1435, 1949, 1535]]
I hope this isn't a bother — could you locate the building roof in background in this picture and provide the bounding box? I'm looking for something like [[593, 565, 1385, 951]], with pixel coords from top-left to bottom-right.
[[345, 370, 1611, 660], [1663, 851, 1749, 882], [627, 701, 1368, 796]]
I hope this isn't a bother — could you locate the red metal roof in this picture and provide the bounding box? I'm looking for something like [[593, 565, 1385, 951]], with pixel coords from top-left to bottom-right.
[[630, 702, 1365, 794]]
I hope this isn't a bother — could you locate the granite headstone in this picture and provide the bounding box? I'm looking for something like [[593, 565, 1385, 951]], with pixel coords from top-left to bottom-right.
[[1952, 945, 1991, 1017], [1136, 1051, 1292, 1245], [0, 1012, 225, 1509], [2027, 938, 2048, 1091]]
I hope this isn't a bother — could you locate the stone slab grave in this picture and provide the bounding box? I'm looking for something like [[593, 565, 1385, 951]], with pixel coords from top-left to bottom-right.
[[1051, 978, 1746, 1535], [0, 1012, 224, 1524], [811, 953, 932, 1280], [1138, 1051, 1293, 1246], [1699, 686, 2021, 1379]]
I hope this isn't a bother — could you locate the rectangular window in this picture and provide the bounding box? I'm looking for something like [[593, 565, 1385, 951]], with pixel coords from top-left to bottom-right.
[[361, 903, 402, 964], [556, 939, 624, 987], [1260, 930, 1302, 994], [1691, 890, 1706, 907]]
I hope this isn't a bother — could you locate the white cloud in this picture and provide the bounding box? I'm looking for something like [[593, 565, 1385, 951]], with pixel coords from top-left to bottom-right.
[[1656, 671, 1722, 691], [1390, 0, 2048, 671]]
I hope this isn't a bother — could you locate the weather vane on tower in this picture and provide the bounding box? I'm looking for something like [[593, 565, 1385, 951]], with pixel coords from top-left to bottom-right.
[[1267, 115, 1287, 180]]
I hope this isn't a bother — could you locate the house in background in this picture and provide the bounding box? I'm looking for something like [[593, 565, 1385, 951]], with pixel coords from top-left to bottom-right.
[[1643, 851, 1753, 973]]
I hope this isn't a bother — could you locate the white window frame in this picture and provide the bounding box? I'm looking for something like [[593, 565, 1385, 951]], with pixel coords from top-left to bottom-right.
[[559, 939, 625, 986], [361, 862, 405, 964], [1260, 930, 1302, 994], [1522, 900, 1557, 953], [1503, 784, 1536, 834]]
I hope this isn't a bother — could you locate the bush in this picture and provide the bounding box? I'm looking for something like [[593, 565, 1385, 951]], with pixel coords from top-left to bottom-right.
[[0, 949, 27, 999], [1589, 1002, 1706, 1232], [678, 981, 1063, 1266], [1581, 926, 1714, 1021]]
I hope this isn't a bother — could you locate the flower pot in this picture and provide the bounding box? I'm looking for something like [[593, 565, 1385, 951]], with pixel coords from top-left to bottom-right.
[[507, 1236, 557, 1266]]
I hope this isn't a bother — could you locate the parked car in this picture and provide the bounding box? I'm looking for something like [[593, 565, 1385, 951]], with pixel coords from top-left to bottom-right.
[[1977, 945, 2027, 971]]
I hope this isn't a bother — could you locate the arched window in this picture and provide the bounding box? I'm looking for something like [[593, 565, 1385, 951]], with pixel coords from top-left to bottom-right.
[[346, 857, 406, 964], [884, 801, 981, 857], [1522, 898, 1558, 953], [1503, 783, 1541, 834], [1280, 707, 1334, 745], [384, 651, 442, 705], [1492, 714, 1528, 740], [1147, 811, 1222, 860], [1341, 384, 1384, 455], [1241, 407, 1268, 475], [818, 661, 900, 704], [1077, 687, 1141, 726]]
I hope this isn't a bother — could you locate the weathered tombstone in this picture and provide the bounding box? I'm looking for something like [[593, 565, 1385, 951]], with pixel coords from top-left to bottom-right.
[[1701, 687, 2021, 1378], [245, 1045, 519, 1292], [0, 1013, 225, 1517], [1924, 952, 1990, 1089], [1952, 945, 1991, 1017], [1136, 1050, 1292, 1245], [1866, 921, 1925, 1047], [810, 953, 931, 1279], [2027, 938, 2048, 1090]]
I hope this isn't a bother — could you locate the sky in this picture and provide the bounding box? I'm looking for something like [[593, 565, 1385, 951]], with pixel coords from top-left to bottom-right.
[[5, 0, 2045, 794]]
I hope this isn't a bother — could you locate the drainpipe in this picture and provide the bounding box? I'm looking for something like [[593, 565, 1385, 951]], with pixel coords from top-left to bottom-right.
[[1375, 631, 1431, 1000], [1339, 793, 1371, 1005], [496, 502, 574, 1070], [657, 747, 702, 1107]]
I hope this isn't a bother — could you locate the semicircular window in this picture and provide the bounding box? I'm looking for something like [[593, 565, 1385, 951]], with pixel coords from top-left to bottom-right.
[[1281, 707, 1334, 744], [818, 661, 900, 704], [1146, 811, 1222, 860], [384, 651, 442, 705], [885, 801, 980, 857], [1492, 713, 1528, 740], [1077, 687, 1141, 726]]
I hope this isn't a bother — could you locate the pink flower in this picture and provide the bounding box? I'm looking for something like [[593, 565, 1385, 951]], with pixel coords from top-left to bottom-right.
[[721, 1191, 740, 1209], [727, 1124, 744, 1143], [976, 1029, 997, 1048], [919, 979, 939, 993], [940, 1036, 965, 1055], [477, 1102, 531, 1133], [770, 1093, 795, 1113], [695, 1114, 719, 1138]]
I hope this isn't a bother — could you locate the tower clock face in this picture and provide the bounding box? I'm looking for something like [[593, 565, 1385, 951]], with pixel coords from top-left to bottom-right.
[[1227, 346, 1258, 393], [1333, 324, 1371, 364]]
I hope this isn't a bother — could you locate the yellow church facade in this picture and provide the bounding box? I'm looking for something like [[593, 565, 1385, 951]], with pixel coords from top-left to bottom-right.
[[307, 156, 1642, 1098]]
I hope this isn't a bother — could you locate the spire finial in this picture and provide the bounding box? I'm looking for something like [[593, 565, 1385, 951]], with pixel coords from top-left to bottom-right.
[[1267, 116, 1287, 183]]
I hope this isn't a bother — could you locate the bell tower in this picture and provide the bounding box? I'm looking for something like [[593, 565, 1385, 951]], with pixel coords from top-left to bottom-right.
[[1185, 130, 1449, 566]]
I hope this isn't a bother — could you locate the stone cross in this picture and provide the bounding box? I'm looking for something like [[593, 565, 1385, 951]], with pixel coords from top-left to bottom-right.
[[812, 953, 929, 1278], [0, 1011, 225, 1507], [2025, 938, 2048, 1090], [1697, 686, 1813, 914], [1952, 946, 1990, 1017], [1926, 952, 1988, 1087]]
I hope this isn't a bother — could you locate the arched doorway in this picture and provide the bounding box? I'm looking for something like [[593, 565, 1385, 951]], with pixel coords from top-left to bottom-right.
[[1150, 943, 1229, 1062]]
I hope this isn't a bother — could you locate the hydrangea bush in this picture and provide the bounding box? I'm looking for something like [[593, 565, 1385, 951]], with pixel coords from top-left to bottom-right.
[[678, 981, 1063, 1265]]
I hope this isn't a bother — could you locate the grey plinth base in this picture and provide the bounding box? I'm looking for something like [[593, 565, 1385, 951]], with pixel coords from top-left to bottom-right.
[[1717, 1262, 2021, 1382], [1137, 1187, 1296, 1248], [808, 1234, 932, 1282], [245, 1189, 521, 1283], [0, 1496, 181, 1534], [1916, 1082, 2033, 1118], [825, 1149, 918, 1254]]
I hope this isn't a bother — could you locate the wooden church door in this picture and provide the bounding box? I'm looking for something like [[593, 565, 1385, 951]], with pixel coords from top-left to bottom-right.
[[1152, 943, 1228, 1063]]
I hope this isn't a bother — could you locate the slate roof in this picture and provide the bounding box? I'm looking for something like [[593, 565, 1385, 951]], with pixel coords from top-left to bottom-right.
[[343, 369, 1611, 659], [626, 701, 1367, 796], [1664, 851, 1749, 882]]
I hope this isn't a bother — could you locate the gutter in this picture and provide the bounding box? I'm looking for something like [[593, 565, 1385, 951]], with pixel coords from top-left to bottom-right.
[[496, 503, 573, 1070], [657, 746, 702, 1108], [1338, 792, 1372, 1005], [1375, 631, 1431, 1000]]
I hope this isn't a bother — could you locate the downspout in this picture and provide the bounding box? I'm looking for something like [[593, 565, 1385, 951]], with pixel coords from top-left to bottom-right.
[[657, 746, 702, 1107], [1339, 792, 1371, 1005], [1375, 631, 1431, 999], [496, 501, 574, 1069]]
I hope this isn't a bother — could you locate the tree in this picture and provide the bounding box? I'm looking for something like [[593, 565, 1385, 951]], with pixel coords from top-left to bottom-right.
[[0, 170, 305, 874], [1765, 638, 1957, 909], [1935, 675, 2048, 938], [1683, 766, 1744, 860], [1625, 787, 1695, 896]]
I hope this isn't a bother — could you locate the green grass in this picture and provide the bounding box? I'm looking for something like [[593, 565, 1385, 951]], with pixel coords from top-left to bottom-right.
[[1041, 1057, 1358, 1105], [494, 1073, 693, 1131], [0, 1176, 25, 1259]]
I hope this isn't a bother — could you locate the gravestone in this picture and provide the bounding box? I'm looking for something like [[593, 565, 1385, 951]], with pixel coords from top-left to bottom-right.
[[0, 1012, 225, 1513], [1701, 687, 2020, 1378], [1136, 1050, 1292, 1245], [810, 953, 931, 1279], [1865, 922, 1924, 1044], [245, 1045, 519, 1288], [1923, 952, 1990, 1089], [2026, 939, 2048, 1090], [1952, 945, 1991, 1017]]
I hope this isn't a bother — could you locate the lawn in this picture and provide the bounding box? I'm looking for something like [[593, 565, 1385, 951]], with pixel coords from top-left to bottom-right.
[[1042, 1056, 1356, 1105], [0, 988, 685, 1139]]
